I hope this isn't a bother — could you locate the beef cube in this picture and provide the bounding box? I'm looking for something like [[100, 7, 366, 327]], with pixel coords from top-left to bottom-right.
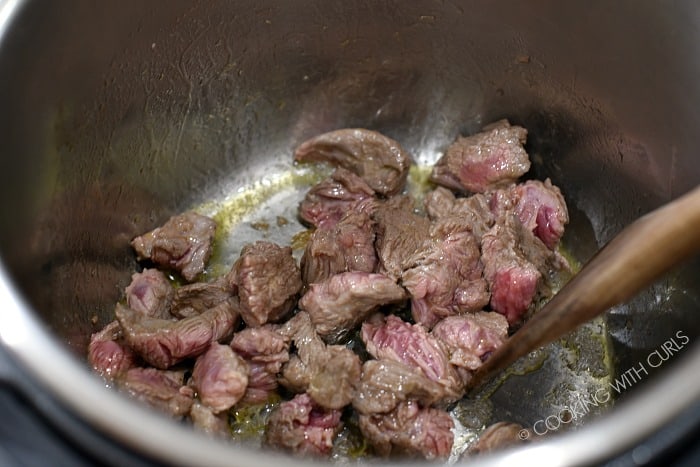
[[241, 362, 281, 405], [431, 313, 508, 371], [131, 211, 216, 282], [425, 187, 495, 241], [227, 241, 302, 327], [491, 179, 569, 249], [294, 128, 412, 196], [124, 269, 174, 319], [278, 313, 326, 393], [358, 400, 454, 460], [402, 219, 489, 328], [299, 167, 375, 229], [361, 314, 463, 401], [300, 209, 377, 286], [423, 185, 457, 220], [279, 312, 361, 410], [171, 279, 232, 319], [190, 401, 231, 437], [191, 343, 249, 413], [431, 120, 530, 193], [352, 359, 446, 415], [306, 345, 361, 410], [87, 320, 136, 379], [115, 299, 239, 369], [264, 393, 343, 457], [468, 422, 525, 454], [230, 325, 291, 404], [481, 214, 564, 325], [373, 196, 431, 280], [299, 272, 407, 343], [119, 367, 194, 418]]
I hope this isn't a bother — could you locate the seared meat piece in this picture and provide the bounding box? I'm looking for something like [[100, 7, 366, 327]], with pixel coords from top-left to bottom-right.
[[278, 313, 325, 393], [358, 400, 454, 460], [361, 314, 463, 401], [294, 128, 412, 196], [299, 167, 376, 229], [230, 325, 291, 404], [425, 187, 495, 240], [171, 279, 231, 319], [279, 312, 361, 410], [227, 241, 302, 327], [242, 362, 281, 405], [191, 343, 249, 413], [306, 345, 361, 410], [373, 196, 431, 280], [431, 120, 530, 193], [424, 185, 456, 220], [87, 320, 136, 379], [190, 401, 230, 437], [469, 422, 525, 454], [402, 219, 489, 328], [481, 214, 565, 325], [490, 179, 569, 249], [431, 313, 508, 371], [131, 211, 216, 282], [115, 300, 239, 369], [120, 367, 194, 418], [264, 393, 343, 457], [299, 271, 407, 343], [124, 269, 174, 319], [352, 360, 446, 415], [300, 209, 377, 286]]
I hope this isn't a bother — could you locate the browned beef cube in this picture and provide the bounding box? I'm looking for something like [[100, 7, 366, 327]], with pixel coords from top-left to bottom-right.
[[119, 367, 194, 418], [468, 422, 525, 454], [491, 178, 569, 249], [170, 278, 232, 319], [431, 313, 508, 371], [230, 325, 291, 404], [358, 400, 454, 460], [131, 211, 216, 282], [300, 271, 407, 343], [481, 214, 566, 325], [87, 320, 136, 379], [361, 314, 463, 401], [124, 269, 174, 319], [294, 128, 412, 196], [189, 401, 230, 437], [431, 120, 530, 193], [299, 167, 375, 230], [402, 219, 489, 328], [425, 187, 495, 240], [352, 359, 446, 415], [227, 241, 302, 327], [300, 209, 377, 286], [115, 299, 239, 369], [278, 312, 361, 410], [373, 196, 431, 281], [191, 343, 249, 413], [264, 393, 343, 457]]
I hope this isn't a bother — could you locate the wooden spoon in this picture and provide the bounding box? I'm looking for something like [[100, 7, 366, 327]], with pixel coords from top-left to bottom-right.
[[469, 185, 700, 389]]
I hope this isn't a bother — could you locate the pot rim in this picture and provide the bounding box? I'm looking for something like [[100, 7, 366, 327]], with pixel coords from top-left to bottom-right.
[[1, 1, 699, 464]]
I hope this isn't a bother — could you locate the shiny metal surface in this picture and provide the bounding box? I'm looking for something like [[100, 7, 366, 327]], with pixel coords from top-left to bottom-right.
[[1, 0, 700, 465]]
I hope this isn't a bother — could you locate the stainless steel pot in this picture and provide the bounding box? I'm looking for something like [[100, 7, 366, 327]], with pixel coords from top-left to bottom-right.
[[1, 0, 700, 465]]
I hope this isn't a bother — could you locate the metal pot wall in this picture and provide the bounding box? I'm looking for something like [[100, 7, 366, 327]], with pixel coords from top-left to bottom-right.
[[1, 0, 700, 465]]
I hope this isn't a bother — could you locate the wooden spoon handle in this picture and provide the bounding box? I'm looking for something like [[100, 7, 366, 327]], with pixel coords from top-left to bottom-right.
[[471, 185, 700, 388]]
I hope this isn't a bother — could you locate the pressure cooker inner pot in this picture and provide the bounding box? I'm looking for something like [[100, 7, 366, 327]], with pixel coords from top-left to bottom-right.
[[1, 0, 700, 464]]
